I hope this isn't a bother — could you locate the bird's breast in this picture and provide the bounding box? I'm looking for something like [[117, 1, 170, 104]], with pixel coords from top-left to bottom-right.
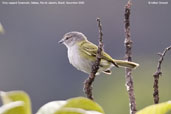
[[67, 45, 92, 74], [68, 46, 82, 69]]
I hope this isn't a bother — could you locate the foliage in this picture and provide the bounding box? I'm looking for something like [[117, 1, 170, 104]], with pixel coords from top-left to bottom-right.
[[0, 23, 5, 34], [1, 90, 171, 114], [0, 91, 104, 114], [136, 101, 171, 114]]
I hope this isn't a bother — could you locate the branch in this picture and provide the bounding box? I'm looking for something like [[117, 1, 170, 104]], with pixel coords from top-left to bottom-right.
[[124, 1, 137, 114], [153, 45, 171, 104], [83, 18, 103, 100]]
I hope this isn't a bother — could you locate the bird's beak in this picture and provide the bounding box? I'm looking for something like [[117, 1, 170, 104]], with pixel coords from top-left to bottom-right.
[[58, 39, 64, 44]]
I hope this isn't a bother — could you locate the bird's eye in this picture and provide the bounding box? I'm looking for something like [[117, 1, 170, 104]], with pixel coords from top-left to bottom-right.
[[65, 36, 72, 40]]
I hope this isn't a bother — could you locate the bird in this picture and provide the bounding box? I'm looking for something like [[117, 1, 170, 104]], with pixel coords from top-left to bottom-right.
[[59, 31, 139, 75]]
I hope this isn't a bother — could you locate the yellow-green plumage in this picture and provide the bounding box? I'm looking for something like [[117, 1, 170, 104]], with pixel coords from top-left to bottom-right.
[[59, 31, 139, 75], [78, 40, 138, 70]]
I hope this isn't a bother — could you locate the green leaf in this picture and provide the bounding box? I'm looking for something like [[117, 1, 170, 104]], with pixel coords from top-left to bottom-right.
[[54, 108, 103, 114], [36, 101, 67, 114], [36, 97, 104, 114], [63, 97, 104, 114], [136, 101, 171, 114], [0, 101, 25, 114], [0, 23, 5, 34], [0, 91, 32, 114], [54, 108, 84, 114]]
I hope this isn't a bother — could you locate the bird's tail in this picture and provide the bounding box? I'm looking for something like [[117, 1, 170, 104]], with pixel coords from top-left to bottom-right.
[[113, 59, 139, 69]]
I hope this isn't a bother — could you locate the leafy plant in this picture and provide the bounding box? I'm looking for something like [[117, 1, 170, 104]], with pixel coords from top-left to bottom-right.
[[0, 22, 5, 34], [0, 91, 104, 114], [136, 101, 171, 114]]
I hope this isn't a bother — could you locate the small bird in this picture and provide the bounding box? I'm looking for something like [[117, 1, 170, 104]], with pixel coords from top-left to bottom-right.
[[59, 31, 139, 75]]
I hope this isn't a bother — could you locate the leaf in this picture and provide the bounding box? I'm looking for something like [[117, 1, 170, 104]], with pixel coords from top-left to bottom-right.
[[63, 97, 104, 114], [0, 101, 25, 114], [0, 23, 5, 34], [54, 108, 103, 114], [36, 101, 67, 114], [136, 101, 171, 114], [0, 91, 32, 114], [36, 97, 104, 114]]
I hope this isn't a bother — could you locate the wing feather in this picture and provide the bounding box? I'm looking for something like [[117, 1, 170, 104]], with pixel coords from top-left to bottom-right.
[[79, 41, 115, 63]]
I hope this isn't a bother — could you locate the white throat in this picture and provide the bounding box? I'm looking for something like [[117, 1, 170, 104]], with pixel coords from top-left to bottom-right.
[[67, 44, 80, 69]]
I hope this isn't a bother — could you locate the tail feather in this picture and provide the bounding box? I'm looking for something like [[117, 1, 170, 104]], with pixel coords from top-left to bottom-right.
[[113, 59, 139, 69]]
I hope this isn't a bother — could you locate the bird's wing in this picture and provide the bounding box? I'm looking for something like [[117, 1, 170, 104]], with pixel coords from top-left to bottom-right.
[[79, 41, 114, 63], [79, 41, 97, 57]]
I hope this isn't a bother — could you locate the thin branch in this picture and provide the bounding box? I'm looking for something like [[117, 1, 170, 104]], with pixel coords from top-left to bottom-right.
[[83, 18, 103, 100], [124, 1, 137, 114], [153, 45, 171, 104]]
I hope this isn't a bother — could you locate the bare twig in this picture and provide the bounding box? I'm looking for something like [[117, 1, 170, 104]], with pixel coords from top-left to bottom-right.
[[153, 45, 171, 104], [124, 1, 137, 114], [83, 18, 103, 100]]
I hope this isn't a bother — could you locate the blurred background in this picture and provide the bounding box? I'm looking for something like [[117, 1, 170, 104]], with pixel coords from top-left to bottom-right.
[[0, 0, 171, 113]]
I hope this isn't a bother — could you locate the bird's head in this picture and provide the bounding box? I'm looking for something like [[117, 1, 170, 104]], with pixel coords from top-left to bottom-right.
[[59, 31, 87, 48]]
